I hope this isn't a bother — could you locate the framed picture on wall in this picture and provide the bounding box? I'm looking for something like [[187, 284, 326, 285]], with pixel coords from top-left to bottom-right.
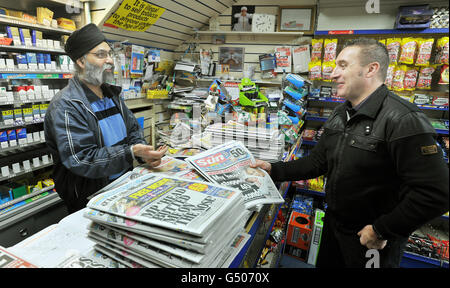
[[231, 5, 255, 31], [278, 6, 316, 34], [219, 47, 244, 72]]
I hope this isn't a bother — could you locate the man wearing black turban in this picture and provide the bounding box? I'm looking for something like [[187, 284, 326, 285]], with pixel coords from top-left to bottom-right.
[[44, 23, 167, 213]]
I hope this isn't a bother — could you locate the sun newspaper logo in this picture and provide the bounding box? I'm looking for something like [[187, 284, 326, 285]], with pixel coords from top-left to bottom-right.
[[194, 152, 227, 167]]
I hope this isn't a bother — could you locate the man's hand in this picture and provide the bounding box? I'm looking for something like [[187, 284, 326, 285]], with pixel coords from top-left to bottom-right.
[[357, 225, 387, 250], [250, 159, 272, 174], [133, 144, 168, 167]]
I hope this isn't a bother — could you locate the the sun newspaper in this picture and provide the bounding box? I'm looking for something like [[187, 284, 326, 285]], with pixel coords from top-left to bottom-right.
[[88, 156, 203, 201], [87, 219, 248, 268], [85, 173, 244, 237], [185, 141, 285, 210], [84, 204, 249, 254]]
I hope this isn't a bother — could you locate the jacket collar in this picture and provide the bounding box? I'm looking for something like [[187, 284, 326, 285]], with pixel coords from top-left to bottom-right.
[[341, 84, 388, 120]]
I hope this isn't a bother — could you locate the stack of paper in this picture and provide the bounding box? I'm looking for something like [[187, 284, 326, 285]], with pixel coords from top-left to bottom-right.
[[204, 121, 285, 162], [186, 141, 285, 210], [83, 173, 250, 268]]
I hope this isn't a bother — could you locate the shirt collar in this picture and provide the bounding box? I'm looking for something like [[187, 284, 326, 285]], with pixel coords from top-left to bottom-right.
[[344, 84, 388, 120], [80, 82, 118, 103]]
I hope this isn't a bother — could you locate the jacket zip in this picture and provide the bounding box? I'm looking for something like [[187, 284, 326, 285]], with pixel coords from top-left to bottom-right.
[[71, 99, 104, 147]]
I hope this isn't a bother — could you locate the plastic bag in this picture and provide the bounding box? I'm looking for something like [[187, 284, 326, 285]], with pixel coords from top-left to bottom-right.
[[416, 66, 436, 90], [435, 37, 449, 65], [384, 64, 396, 90], [322, 61, 335, 82], [311, 39, 323, 62], [415, 38, 434, 66], [386, 38, 402, 64], [403, 66, 418, 91], [392, 65, 407, 91], [399, 38, 418, 65], [323, 39, 338, 62], [308, 61, 322, 80]]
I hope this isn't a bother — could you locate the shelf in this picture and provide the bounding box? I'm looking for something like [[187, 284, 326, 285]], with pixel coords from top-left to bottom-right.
[[0, 119, 44, 130], [305, 114, 328, 122], [435, 129, 449, 135], [402, 251, 449, 268], [0, 185, 55, 212], [0, 161, 54, 183], [196, 31, 304, 36], [301, 140, 317, 146], [196, 78, 282, 85], [0, 44, 65, 54], [0, 15, 73, 35], [295, 188, 326, 197], [315, 28, 449, 35], [0, 72, 72, 80], [308, 97, 345, 103], [0, 99, 50, 106], [0, 140, 46, 154]]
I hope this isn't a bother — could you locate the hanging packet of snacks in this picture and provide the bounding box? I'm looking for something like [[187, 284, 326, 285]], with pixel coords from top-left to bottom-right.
[[399, 38, 418, 65], [416, 65, 436, 90], [311, 39, 323, 62], [385, 64, 396, 90], [392, 65, 407, 91], [435, 37, 449, 65], [323, 39, 338, 62], [438, 65, 449, 85], [308, 61, 322, 80], [322, 61, 335, 82], [416, 38, 435, 66], [378, 39, 386, 46], [404, 66, 419, 91], [386, 38, 402, 64]]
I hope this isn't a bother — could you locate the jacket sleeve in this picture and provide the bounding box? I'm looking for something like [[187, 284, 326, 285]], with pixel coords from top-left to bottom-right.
[[270, 131, 328, 182], [47, 101, 135, 179], [373, 112, 449, 240]]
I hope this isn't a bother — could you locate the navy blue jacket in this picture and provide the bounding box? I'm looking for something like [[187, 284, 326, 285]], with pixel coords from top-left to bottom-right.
[[44, 76, 146, 212]]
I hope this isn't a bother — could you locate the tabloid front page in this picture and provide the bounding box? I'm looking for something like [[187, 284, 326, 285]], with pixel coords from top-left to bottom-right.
[[186, 141, 284, 209], [86, 173, 243, 237]]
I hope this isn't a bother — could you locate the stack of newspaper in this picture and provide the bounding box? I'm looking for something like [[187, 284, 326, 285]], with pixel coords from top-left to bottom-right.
[[204, 121, 285, 162], [83, 173, 250, 268], [185, 141, 285, 211]]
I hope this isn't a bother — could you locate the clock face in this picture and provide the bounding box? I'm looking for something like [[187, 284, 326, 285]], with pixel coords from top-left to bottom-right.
[[251, 14, 276, 32]]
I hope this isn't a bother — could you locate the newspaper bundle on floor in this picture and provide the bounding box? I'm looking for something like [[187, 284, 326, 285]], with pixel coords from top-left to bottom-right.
[[83, 173, 251, 268], [185, 140, 285, 210], [204, 121, 285, 162]]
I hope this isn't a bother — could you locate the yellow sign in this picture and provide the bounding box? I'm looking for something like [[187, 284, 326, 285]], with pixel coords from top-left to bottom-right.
[[104, 0, 165, 32]]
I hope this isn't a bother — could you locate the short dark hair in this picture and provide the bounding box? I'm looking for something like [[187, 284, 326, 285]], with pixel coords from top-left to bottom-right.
[[343, 38, 389, 81]]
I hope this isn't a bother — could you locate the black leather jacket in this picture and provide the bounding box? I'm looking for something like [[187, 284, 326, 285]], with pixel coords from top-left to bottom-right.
[[271, 84, 449, 240]]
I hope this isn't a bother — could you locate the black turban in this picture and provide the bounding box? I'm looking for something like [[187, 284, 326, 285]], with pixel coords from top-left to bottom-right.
[[64, 23, 107, 62]]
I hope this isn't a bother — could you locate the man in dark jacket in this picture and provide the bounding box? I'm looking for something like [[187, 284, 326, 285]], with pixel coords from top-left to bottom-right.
[[252, 38, 449, 267], [44, 24, 167, 213]]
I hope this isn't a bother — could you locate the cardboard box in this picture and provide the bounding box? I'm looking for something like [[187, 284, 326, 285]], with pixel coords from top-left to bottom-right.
[[285, 244, 309, 262], [307, 209, 325, 266], [286, 211, 312, 251]]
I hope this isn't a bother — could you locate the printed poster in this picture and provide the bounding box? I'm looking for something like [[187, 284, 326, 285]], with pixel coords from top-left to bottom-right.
[[104, 0, 165, 32]]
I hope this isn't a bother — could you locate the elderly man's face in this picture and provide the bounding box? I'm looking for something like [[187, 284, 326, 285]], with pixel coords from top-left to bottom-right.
[[77, 42, 115, 86]]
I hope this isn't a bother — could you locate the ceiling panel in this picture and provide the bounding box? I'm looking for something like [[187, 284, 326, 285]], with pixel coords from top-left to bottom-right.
[[94, 0, 235, 51]]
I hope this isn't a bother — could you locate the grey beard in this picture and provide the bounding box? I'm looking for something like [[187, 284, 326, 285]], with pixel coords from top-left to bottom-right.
[[81, 61, 115, 86]]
